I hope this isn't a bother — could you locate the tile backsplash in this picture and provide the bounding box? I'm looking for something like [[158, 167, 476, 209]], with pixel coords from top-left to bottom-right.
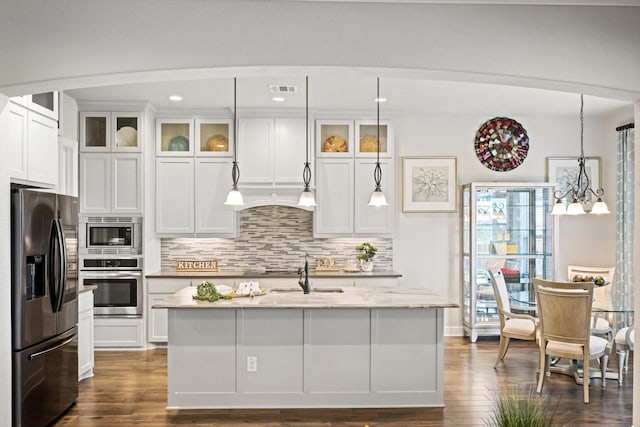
[[161, 206, 392, 271]]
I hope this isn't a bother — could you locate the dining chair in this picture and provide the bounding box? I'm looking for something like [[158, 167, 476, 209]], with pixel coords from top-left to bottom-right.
[[533, 278, 609, 404], [567, 265, 616, 338], [614, 325, 634, 386], [487, 269, 538, 368]]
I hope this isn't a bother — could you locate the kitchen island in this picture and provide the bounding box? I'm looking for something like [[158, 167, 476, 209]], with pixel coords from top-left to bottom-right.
[[155, 286, 457, 409]]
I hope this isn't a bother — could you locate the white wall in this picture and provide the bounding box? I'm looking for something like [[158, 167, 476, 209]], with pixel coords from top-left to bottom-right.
[[393, 112, 624, 335], [0, 95, 12, 427]]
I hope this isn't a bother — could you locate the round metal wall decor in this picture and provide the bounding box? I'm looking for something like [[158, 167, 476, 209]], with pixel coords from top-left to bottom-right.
[[474, 117, 529, 171]]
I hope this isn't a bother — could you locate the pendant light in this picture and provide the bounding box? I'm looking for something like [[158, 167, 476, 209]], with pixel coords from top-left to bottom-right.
[[297, 76, 317, 207], [368, 77, 389, 207], [550, 94, 609, 216], [224, 77, 245, 206]]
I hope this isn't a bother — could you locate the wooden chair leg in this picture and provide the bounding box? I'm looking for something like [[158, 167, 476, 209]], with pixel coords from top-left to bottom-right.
[[494, 335, 510, 368], [583, 351, 590, 403]]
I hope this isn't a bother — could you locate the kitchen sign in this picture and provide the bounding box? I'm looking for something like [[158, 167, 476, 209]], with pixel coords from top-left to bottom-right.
[[176, 260, 219, 272]]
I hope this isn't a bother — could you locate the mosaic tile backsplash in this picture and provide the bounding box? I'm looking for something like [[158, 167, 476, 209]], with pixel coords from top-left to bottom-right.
[[161, 206, 393, 272]]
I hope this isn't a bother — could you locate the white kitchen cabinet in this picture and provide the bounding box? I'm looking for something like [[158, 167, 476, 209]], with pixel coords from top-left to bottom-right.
[[156, 118, 194, 156], [237, 117, 307, 185], [80, 154, 110, 213], [155, 158, 194, 234], [354, 159, 394, 234], [94, 316, 144, 348], [195, 118, 233, 157], [28, 92, 59, 121], [78, 289, 95, 381], [314, 159, 354, 236], [7, 100, 59, 187], [155, 158, 236, 235], [112, 153, 143, 213], [316, 120, 354, 158], [147, 278, 193, 343], [80, 153, 142, 214], [80, 111, 143, 152], [195, 159, 236, 234], [354, 119, 393, 158], [58, 136, 78, 197]]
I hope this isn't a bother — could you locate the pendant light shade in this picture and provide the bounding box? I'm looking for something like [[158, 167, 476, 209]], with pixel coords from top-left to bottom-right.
[[224, 77, 245, 206], [297, 76, 317, 207], [368, 77, 388, 207]]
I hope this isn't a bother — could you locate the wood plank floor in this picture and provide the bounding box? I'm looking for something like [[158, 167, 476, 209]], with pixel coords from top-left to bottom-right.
[[55, 337, 632, 426]]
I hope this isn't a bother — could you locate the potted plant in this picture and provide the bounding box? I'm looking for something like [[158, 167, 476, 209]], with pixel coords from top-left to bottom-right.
[[355, 242, 377, 272], [484, 386, 556, 427]]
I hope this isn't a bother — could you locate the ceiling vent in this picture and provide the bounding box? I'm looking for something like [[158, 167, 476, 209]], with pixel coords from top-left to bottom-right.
[[269, 84, 297, 94]]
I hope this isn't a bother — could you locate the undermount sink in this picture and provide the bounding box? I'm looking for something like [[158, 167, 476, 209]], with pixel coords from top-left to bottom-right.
[[269, 288, 344, 293]]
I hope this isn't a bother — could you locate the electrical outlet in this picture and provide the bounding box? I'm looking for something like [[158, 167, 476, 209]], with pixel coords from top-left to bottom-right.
[[247, 356, 257, 372]]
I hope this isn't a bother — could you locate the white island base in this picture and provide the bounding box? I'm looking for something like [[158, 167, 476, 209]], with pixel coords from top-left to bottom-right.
[[162, 287, 455, 409]]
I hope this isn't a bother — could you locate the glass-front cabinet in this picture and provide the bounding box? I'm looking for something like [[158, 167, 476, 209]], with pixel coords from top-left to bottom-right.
[[462, 182, 556, 342]]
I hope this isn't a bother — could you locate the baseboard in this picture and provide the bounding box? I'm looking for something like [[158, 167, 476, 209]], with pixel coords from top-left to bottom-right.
[[445, 326, 464, 337]]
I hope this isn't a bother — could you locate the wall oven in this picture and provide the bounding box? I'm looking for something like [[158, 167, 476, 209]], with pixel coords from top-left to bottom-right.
[[79, 216, 142, 256], [79, 257, 143, 316]]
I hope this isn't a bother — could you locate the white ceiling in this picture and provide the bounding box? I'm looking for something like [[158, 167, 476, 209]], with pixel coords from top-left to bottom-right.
[[65, 71, 631, 118]]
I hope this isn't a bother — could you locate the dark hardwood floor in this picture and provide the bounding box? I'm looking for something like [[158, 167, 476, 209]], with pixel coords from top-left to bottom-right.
[[55, 337, 632, 426]]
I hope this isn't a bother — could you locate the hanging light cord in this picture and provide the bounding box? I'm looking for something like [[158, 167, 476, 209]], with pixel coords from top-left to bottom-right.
[[373, 77, 383, 191], [231, 77, 240, 188], [302, 76, 312, 189]]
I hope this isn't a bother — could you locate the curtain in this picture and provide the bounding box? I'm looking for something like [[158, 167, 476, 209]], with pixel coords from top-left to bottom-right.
[[615, 127, 635, 310]]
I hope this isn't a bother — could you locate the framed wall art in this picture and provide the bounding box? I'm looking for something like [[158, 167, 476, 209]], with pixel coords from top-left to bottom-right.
[[402, 157, 457, 212], [546, 157, 601, 203]]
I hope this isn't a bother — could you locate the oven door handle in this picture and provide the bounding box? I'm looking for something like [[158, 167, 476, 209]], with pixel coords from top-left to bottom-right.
[[81, 271, 142, 279]]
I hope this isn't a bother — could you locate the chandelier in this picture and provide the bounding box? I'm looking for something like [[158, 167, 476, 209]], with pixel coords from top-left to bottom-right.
[[550, 94, 609, 216]]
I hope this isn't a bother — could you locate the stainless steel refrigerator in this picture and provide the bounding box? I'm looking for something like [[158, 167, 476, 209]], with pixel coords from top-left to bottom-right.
[[11, 187, 79, 427]]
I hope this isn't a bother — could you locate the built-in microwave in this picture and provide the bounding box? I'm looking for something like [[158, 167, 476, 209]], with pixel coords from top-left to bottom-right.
[[79, 216, 142, 256]]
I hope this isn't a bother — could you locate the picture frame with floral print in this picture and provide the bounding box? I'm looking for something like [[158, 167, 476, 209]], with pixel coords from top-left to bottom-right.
[[402, 157, 457, 212], [546, 157, 601, 203]]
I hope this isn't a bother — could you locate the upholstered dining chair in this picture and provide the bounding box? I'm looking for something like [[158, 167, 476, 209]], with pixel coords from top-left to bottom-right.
[[533, 278, 609, 404], [614, 325, 634, 386], [487, 269, 538, 368], [567, 265, 616, 338]]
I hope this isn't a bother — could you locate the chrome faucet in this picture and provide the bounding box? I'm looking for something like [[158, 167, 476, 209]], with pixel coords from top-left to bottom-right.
[[298, 253, 311, 294]]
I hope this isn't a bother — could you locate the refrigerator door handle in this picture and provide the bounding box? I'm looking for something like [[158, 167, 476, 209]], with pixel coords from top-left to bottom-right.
[[47, 220, 58, 313], [54, 219, 67, 312], [27, 336, 75, 360]]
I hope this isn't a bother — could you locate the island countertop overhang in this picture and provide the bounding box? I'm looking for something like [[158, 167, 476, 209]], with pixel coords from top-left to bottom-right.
[[154, 286, 458, 309]]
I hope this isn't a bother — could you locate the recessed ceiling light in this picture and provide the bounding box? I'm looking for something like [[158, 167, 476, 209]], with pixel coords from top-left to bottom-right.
[[272, 96, 285, 102], [168, 94, 183, 102], [374, 97, 387, 103]]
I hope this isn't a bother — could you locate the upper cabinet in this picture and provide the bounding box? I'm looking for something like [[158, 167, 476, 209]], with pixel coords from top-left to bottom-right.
[[80, 112, 143, 152], [237, 117, 308, 185], [313, 118, 395, 237], [155, 118, 194, 156], [316, 119, 393, 159], [355, 120, 393, 158], [7, 99, 58, 187], [195, 118, 233, 157]]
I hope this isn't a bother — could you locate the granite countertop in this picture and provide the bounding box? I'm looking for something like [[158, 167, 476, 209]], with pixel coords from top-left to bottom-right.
[[79, 284, 98, 294], [154, 285, 458, 309], [146, 270, 402, 279]]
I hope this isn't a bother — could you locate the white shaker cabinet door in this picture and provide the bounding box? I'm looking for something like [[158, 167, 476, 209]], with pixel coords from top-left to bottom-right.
[[354, 159, 394, 235], [194, 159, 236, 235], [80, 153, 111, 213], [274, 118, 307, 184], [155, 158, 194, 234], [27, 112, 58, 186], [237, 118, 273, 183], [7, 102, 28, 180], [314, 159, 354, 236], [112, 153, 142, 214]]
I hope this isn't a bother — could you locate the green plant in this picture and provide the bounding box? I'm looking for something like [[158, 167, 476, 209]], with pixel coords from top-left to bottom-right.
[[355, 242, 377, 262], [484, 386, 555, 427], [192, 281, 232, 302]]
